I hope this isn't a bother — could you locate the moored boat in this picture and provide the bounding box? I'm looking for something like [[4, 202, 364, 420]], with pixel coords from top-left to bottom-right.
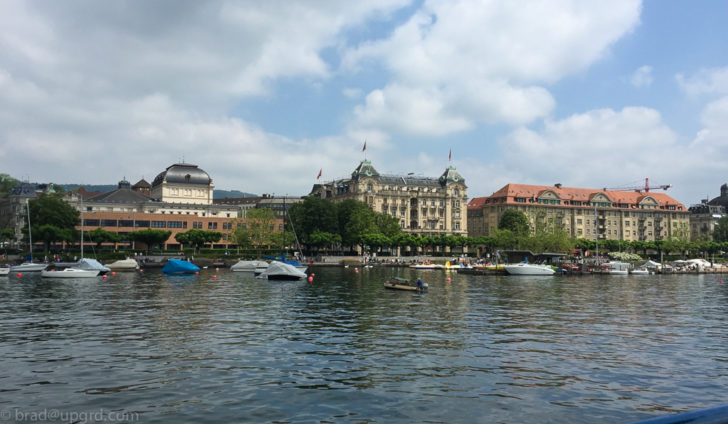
[[257, 261, 306, 280], [0, 266, 9, 276], [504, 263, 555, 275], [41, 268, 100, 278], [384, 277, 427, 291], [231, 260, 268, 272], [162, 259, 200, 274], [10, 262, 47, 272], [106, 258, 140, 271], [601, 261, 630, 275]]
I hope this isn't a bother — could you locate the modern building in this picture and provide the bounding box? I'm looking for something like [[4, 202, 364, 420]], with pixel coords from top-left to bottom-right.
[[688, 183, 728, 241], [468, 183, 690, 242], [309, 160, 468, 237]]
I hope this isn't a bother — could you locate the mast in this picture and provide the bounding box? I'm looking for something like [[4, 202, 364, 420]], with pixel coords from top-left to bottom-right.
[[594, 203, 599, 264], [80, 196, 84, 259], [26, 198, 32, 261]]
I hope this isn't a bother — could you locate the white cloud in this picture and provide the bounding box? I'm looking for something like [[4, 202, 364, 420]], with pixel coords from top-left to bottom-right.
[[630, 65, 653, 87], [346, 0, 642, 135], [676, 67, 728, 96]]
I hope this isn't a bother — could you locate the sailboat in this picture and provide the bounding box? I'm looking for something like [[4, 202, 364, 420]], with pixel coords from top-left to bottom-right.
[[10, 199, 46, 272], [42, 198, 104, 278]]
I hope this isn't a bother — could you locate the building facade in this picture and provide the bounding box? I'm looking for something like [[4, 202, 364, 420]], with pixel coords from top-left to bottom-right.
[[688, 183, 728, 241], [468, 183, 690, 242], [309, 160, 468, 237], [150, 163, 214, 205]]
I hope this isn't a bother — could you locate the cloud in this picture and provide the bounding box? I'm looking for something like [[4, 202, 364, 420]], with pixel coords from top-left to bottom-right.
[[676, 67, 728, 96], [345, 0, 642, 135], [0, 0, 412, 193], [630, 65, 653, 87]]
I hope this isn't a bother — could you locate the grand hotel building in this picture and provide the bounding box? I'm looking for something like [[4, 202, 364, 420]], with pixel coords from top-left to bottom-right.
[[309, 160, 468, 237], [467, 183, 690, 242]]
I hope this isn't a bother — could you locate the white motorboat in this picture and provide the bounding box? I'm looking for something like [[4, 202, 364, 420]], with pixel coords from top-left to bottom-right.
[[504, 263, 555, 275], [256, 261, 306, 280], [10, 262, 48, 272], [105, 258, 139, 271], [41, 268, 100, 278], [0, 267, 9, 276], [602, 261, 629, 275], [231, 260, 269, 272], [74, 258, 111, 274], [630, 267, 650, 275]]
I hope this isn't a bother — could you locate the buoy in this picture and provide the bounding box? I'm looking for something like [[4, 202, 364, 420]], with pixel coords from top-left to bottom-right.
[[103, 275, 107, 280], [139, 269, 143, 273], [720, 280, 724, 284], [446, 277, 451, 282], [212, 275, 217, 279], [355, 268, 359, 274], [308, 276, 313, 283], [16, 273, 22, 278], [195, 271, 199, 275], [111, 271, 116, 276], [311, 273, 315, 277]]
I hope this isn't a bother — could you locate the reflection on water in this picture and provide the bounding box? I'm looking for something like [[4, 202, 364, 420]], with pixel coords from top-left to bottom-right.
[[1, 269, 727, 422]]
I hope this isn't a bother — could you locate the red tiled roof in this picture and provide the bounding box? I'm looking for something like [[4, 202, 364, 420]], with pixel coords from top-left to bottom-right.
[[471, 183, 687, 212]]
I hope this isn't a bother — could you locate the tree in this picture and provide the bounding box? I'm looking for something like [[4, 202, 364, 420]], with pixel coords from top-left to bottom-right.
[[86, 228, 119, 250], [498, 210, 530, 237], [235, 208, 279, 257], [175, 229, 222, 253], [29, 194, 79, 229], [0, 174, 18, 198], [309, 230, 341, 254], [130, 229, 172, 254], [34, 224, 71, 253], [713, 216, 728, 242], [288, 197, 338, 245]]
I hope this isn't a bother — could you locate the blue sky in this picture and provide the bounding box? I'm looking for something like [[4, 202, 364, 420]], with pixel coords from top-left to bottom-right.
[[1, 0, 728, 205]]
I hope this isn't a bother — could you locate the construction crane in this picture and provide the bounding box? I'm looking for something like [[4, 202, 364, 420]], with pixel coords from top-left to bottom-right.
[[604, 178, 671, 193]]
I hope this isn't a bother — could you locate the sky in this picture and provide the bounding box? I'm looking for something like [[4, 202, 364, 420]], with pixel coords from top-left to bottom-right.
[[1, 0, 727, 205]]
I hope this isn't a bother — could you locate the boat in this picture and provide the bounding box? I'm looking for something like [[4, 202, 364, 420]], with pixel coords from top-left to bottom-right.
[[442, 260, 469, 270], [503, 263, 555, 275], [409, 260, 442, 270], [162, 259, 200, 274], [41, 268, 100, 278], [9, 262, 47, 272], [11, 199, 46, 273], [384, 277, 427, 291], [630, 267, 650, 275], [106, 258, 140, 271], [231, 260, 269, 272], [257, 261, 307, 280], [74, 258, 111, 275], [264, 254, 307, 273], [0, 266, 9, 276], [602, 261, 629, 275]]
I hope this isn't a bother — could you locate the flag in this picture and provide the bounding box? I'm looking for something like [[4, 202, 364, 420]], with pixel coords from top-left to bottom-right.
[[316, 168, 322, 179], [448, 149, 452, 161], [362, 140, 367, 152]]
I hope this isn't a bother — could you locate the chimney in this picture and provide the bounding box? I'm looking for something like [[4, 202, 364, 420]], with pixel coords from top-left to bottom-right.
[[555, 183, 562, 189]]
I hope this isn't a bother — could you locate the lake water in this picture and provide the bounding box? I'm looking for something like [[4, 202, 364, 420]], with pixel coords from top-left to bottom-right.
[[1, 267, 727, 423]]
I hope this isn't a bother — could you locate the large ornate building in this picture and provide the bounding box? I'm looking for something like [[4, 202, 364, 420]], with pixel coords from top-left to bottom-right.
[[309, 160, 468, 237], [150, 163, 214, 205], [468, 183, 690, 242], [688, 183, 728, 241]]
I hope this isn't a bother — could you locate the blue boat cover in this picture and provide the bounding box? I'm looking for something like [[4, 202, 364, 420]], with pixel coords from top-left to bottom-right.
[[162, 259, 200, 274]]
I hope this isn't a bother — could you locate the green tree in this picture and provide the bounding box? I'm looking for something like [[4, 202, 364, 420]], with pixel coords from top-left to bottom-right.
[[34, 224, 71, 253], [86, 228, 119, 250], [130, 229, 172, 254], [288, 197, 339, 245], [238, 208, 279, 257], [0, 174, 18, 198], [309, 230, 341, 254], [374, 213, 401, 238], [713, 216, 728, 242], [498, 209, 530, 237], [175, 229, 222, 253], [29, 194, 79, 230]]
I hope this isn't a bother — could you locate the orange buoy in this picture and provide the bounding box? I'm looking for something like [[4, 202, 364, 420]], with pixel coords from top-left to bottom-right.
[[212, 275, 217, 279], [195, 271, 199, 275], [446, 277, 451, 282], [111, 271, 116, 276], [308, 276, 313, 283], [16, 273, 22, 278]]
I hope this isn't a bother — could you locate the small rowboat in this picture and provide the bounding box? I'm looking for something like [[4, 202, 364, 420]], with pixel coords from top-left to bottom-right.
[[384, 277, 427, 292]]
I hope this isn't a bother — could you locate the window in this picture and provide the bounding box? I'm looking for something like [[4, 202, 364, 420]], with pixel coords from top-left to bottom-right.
[[135, 220, 150, 228], [168, 221, 184, 229], [577, 218, 582, 225], [118, 220, 134, 227], [101, 219, 117, 227], [151, 221, 166, 228], [208, 222, 218, 229], [454, 222, 461, 230], [83, 219, 100, 226]]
